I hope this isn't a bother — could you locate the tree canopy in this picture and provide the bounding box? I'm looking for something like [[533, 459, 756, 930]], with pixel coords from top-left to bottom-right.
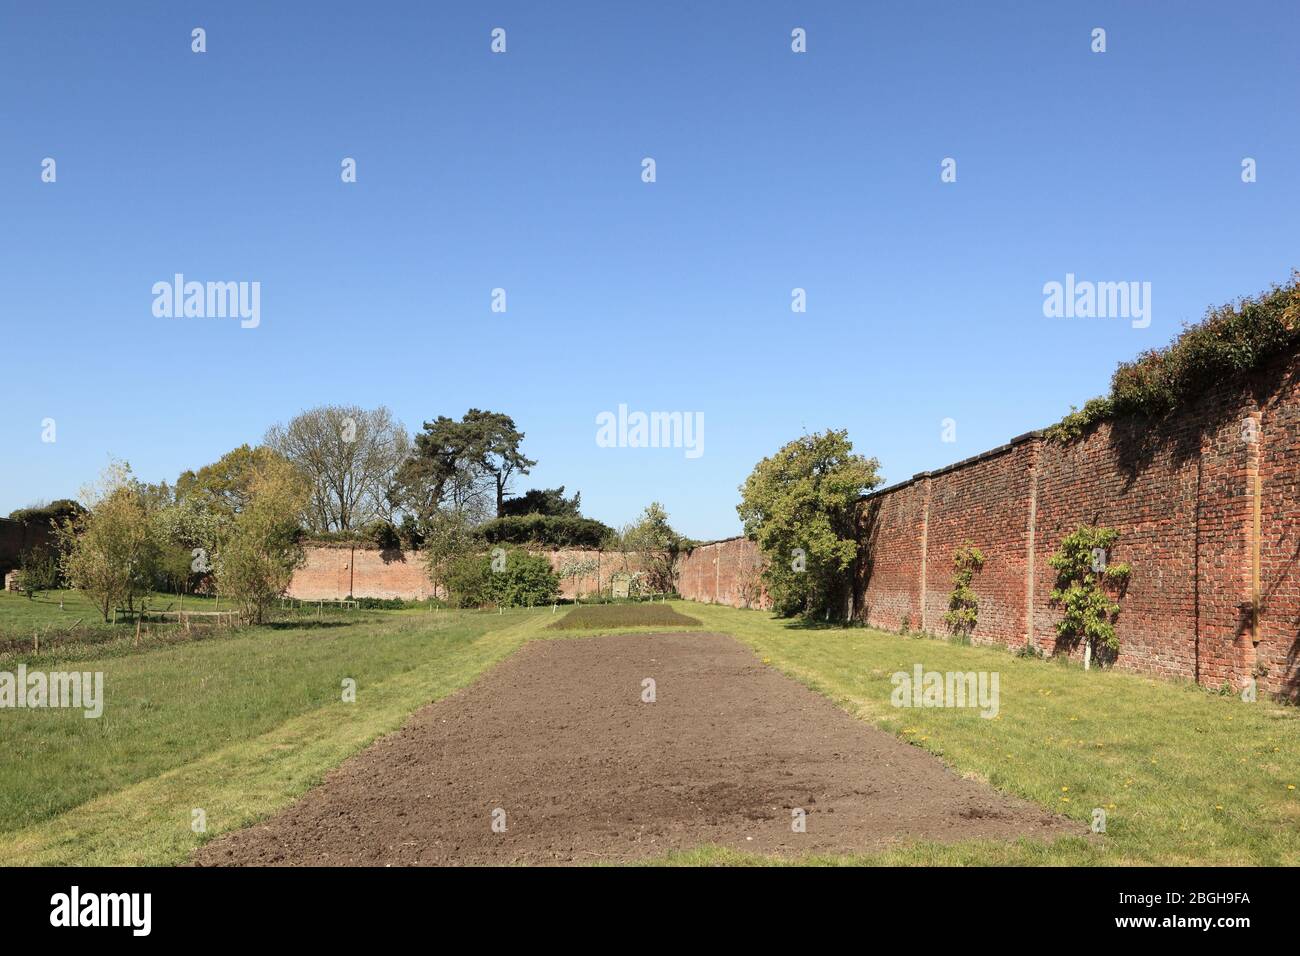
[[737, 429, 881, 619]]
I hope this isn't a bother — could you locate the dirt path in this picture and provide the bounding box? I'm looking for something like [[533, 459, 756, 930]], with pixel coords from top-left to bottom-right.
[[195, 632, 1078, 865]]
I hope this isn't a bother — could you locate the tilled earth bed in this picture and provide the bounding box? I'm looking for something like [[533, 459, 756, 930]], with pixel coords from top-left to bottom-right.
[[194, 631, 1078, 865]]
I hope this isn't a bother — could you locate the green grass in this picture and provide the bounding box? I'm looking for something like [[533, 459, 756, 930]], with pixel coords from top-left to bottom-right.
[[549, 602, 702, 630], [665, 602, 1300, 866], [0, 588, 218, 631], [2, 590, 1294, 866]]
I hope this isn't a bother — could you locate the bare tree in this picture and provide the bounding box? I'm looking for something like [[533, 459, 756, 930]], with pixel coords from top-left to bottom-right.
[[265, 405, 409, 533]]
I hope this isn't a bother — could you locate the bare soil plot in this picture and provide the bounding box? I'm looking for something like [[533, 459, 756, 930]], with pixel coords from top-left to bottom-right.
[[194, 632, 1078, 866]]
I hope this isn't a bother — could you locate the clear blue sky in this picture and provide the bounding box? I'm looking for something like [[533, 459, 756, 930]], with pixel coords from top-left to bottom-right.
[[2, 1, 1296, 540]]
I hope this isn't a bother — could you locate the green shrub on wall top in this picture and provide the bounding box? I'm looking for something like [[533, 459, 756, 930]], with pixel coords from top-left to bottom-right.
[[1045, 274, 1300, 442], [943, 542, 984, 637], [1048, 526, 1131, 666]]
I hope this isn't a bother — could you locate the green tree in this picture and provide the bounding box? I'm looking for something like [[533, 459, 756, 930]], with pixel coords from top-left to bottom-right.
[[737, 430, 881, 619], [442, 552, 493, 608], [213, 456, 309, 624], [56, 461, 164, 622], [175, 444, 287, 519], [422, 508, 481, 601], [393, 414, 493, 530], [460, 409, 536, 518], [617, 502, 687, 595]]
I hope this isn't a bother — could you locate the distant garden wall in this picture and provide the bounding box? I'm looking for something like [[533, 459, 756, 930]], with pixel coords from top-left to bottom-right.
[[287, 545, 439, 601], [288, 538, 769, 608], [288, 545, 658, 602], [674, 537, 769, 609], [858, 351, 1300, 700]]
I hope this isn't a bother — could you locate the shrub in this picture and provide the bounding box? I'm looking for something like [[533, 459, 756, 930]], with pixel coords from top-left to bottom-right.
[[9, 499, 85, 529], [443, 549, 561, 608], [364, 520, 402, 551], [942, 543, 984, 636], [17, 546, 60, 599], [346, 596, 406, 610], [478, 514, 614, 549], [487, 550, 561, 607], [443, 553, 493, 608]]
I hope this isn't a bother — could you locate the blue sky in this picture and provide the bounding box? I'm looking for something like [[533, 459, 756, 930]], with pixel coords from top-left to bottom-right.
[[2, 1, 1296, 539]]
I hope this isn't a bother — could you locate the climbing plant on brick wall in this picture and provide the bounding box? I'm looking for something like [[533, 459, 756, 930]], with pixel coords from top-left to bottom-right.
[[1048, 526, 1131, 667], [942, 542, 984, 638]]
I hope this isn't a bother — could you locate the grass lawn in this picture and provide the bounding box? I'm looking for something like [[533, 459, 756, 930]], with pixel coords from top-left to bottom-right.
[[0, 588, 220, 634], [0, 589, 223, 662], [1, 593, 1294, 866], [549, 603, 702, 630]]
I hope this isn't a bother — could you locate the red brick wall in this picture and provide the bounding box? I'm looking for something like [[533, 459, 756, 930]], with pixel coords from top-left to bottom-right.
[[924, 438, 1038, 644], [289, 546, 659, 602], [674, 537, 769, 609], [289, 538, 770, 610], [858, 478, 928, 631], [288, 546, 439, 601], [856, 353, 1300, 699]]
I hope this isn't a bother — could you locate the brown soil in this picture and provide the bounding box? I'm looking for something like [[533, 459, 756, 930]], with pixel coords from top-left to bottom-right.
[[194, 632, 1079, 866]]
